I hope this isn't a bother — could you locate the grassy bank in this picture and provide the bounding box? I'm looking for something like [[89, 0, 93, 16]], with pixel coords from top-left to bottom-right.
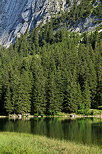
[[0, 132, 102, 154]]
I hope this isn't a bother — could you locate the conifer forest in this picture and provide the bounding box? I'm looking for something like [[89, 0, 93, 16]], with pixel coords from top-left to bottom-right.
[[0, 1, 102, 115]]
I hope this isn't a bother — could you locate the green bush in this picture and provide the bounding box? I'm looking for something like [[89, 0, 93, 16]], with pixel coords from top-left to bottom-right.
[[77, 109, 91, 115], [98, 106, 102, 110]]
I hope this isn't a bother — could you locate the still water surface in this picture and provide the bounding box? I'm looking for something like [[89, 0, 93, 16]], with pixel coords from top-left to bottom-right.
[[0, 117, 102, 146]]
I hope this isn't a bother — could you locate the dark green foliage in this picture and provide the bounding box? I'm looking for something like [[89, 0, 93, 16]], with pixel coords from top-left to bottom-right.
[[93, 3, 102, 18], [0, 20, 102, 115], [15, 71, 32, 114], [46, 71, 61, 115], [31, 55, 46, 115]]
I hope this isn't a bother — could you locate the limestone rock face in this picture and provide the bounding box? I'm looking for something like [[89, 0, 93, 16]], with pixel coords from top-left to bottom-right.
[[0, 0, 68, 47], [0, 0, 101, 47]]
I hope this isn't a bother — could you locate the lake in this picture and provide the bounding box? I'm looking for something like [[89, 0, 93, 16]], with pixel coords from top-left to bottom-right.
[[0, 117, 102, 146]]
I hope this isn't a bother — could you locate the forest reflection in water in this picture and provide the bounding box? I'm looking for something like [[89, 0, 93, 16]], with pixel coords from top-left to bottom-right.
[[0, 117, 102, 146]]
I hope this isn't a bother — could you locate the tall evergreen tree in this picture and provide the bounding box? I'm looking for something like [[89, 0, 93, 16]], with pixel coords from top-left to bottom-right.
[[15, 71, 32, 114], [31, 55, 46, 115], [83, 81, 91, 109]]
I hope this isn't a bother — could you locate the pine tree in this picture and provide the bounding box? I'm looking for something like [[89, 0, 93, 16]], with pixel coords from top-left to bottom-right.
[[0, 71, 3, 114], [19, 35, 29, 56], [46, 71, 61, 115], [15, 71, 32, 114], [31, 55, 46, 115], [83, 81, 91, 109], [31, 28, 39, 48], [5, 84, 14, 114]]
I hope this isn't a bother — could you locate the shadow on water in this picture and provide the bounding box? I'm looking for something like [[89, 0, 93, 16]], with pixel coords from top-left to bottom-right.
[[0, 117, 102, 146]]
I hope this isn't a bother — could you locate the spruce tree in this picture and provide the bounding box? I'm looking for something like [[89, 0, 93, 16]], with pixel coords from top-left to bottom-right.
[[83, 81, 91, 109], [15, 71, 32, 114], [31, 55, 46, 115], [5, 84, 14, 114], [46, 71, 61, 115]]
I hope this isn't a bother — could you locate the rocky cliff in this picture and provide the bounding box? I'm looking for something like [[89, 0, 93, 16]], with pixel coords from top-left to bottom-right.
[[0, 0, 102, 47], [0, 0, 66, 47]]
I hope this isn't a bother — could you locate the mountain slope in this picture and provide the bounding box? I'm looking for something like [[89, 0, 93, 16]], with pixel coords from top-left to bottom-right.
[[0, 0, 102, 47], [0, 0, 67, 47]]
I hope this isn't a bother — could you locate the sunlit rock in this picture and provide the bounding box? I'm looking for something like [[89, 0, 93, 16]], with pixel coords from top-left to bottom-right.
[[0, 0, 101, 47]]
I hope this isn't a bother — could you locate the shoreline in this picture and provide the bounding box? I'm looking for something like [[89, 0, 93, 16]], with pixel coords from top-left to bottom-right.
[[0, 114, 102, 119], [0, 116, 7, 118]]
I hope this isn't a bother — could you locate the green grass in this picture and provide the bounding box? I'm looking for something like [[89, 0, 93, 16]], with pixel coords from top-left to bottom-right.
[[0, 132, 102, 154]]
